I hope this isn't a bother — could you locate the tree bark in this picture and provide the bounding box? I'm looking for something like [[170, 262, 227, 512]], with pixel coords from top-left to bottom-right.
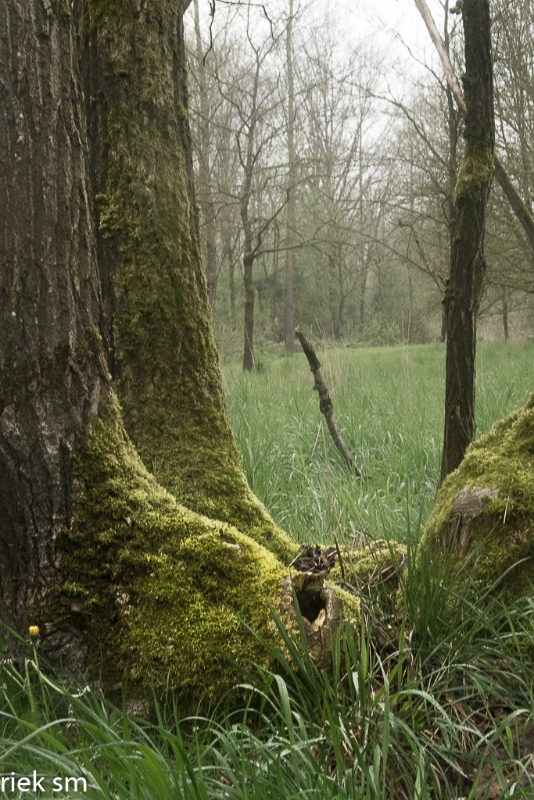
[[194, 0, 218, 311], [439, 0, 494, 485], [80, 0, 287, 545], [240, 62, 260, 372], [0, 0, 109, 650], [243, 248, 256, 371], [0, 0, 300, 703], [284, 0, 296, 352]]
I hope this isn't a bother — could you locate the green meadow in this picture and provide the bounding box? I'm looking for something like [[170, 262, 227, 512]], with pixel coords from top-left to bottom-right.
[[3, 340, 534, 799], [224, 339, 534, 546]]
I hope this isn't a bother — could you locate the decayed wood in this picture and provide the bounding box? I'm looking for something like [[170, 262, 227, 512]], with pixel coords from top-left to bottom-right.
[[294, 327, 362, 477], [414, 0, 534, 255]]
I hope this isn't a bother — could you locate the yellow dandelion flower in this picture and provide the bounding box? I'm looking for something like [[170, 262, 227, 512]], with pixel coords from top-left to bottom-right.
[[28, 625, 40, 637]]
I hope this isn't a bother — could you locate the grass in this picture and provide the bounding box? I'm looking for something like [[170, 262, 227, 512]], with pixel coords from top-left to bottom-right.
[[2, 339, 534, 799], [222, 340, 534, 545]]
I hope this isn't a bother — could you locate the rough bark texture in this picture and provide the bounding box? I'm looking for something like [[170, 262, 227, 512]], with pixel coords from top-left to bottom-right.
[[440, 0, 494, 485], [0, 0, 109, 654], [194, 0, 218, 311], [239, 59, 260, 372], [0, 0, 304, 702], [81, 0, 293, 557]]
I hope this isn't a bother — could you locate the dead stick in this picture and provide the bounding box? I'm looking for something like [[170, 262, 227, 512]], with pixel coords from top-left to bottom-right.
[[294, 326, 362, 477]]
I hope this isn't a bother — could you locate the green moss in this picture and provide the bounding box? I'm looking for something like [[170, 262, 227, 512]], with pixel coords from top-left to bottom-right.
[[328, 586, 361, 623], [419, 393, 534, 605], [88, 1, 297, 562], [330, 541, 407, 587], [454, 137, 494, 204], [87, 0, 135, 29], [55, 393, 292, 705]]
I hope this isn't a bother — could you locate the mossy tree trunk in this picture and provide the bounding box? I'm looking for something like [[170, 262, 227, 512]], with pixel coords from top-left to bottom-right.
[[0, 0, 300, 703], [80, 0, 289, 553], [439, 0, 494, 485]]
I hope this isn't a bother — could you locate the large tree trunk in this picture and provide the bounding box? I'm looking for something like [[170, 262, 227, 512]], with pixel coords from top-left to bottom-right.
[[81, 0, 287, 549], [0, 0, 109, 654], [439, 0, 494, 485], [0, 0, 301, 706]]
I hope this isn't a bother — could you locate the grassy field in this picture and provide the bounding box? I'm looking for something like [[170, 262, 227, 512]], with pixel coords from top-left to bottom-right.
[[2, 340, 534, 799], [223, 339, 534, 546]]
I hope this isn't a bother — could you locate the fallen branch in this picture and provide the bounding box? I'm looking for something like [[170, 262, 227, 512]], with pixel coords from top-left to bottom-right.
[[294, 326, 362, 477]]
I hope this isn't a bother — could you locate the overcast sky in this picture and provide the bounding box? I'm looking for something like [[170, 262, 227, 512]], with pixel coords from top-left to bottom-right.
[[188, 0, 456, 106]]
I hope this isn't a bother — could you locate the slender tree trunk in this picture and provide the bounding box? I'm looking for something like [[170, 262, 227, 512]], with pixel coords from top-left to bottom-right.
[[406, 265, 414, 344], [439, 0, 494, 486], [243, 246, 255, 371], [271, 225, 279, 326], [337, 261, 345, 339], [359, 269, 368, 334], [442, 0, 458, 344], [502, 289, 509, 341], [357, 125, 367, 336], [284, 0, 296, 352], [194, 0, 218, 311], [239, 62, 259, 371], [225, 234, 237, 330]]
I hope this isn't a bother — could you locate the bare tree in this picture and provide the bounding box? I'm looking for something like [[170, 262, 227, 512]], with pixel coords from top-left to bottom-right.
[[440, 0, 494, 483], [192, 0, 219, 310], [284, 0, 296, 351]]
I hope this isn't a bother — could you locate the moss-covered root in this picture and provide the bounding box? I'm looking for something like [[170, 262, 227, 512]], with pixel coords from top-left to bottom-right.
[[52, 393, 292, 705], [420, 393, 534, 605]]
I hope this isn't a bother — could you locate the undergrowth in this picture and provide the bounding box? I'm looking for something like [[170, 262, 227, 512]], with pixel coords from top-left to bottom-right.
[[2, 551, 534, 798]]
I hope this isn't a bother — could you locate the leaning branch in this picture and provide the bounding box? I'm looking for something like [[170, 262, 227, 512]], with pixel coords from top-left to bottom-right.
[[294, 326, 362, 477], [414, 0, 534, 255]]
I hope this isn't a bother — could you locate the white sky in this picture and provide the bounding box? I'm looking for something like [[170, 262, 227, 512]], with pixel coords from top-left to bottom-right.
[[190, 0, 454, 96], [329, 0, 452, 84]]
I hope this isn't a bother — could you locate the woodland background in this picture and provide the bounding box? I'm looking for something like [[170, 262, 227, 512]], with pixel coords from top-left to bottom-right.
[[185, 0, 534, 361]]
